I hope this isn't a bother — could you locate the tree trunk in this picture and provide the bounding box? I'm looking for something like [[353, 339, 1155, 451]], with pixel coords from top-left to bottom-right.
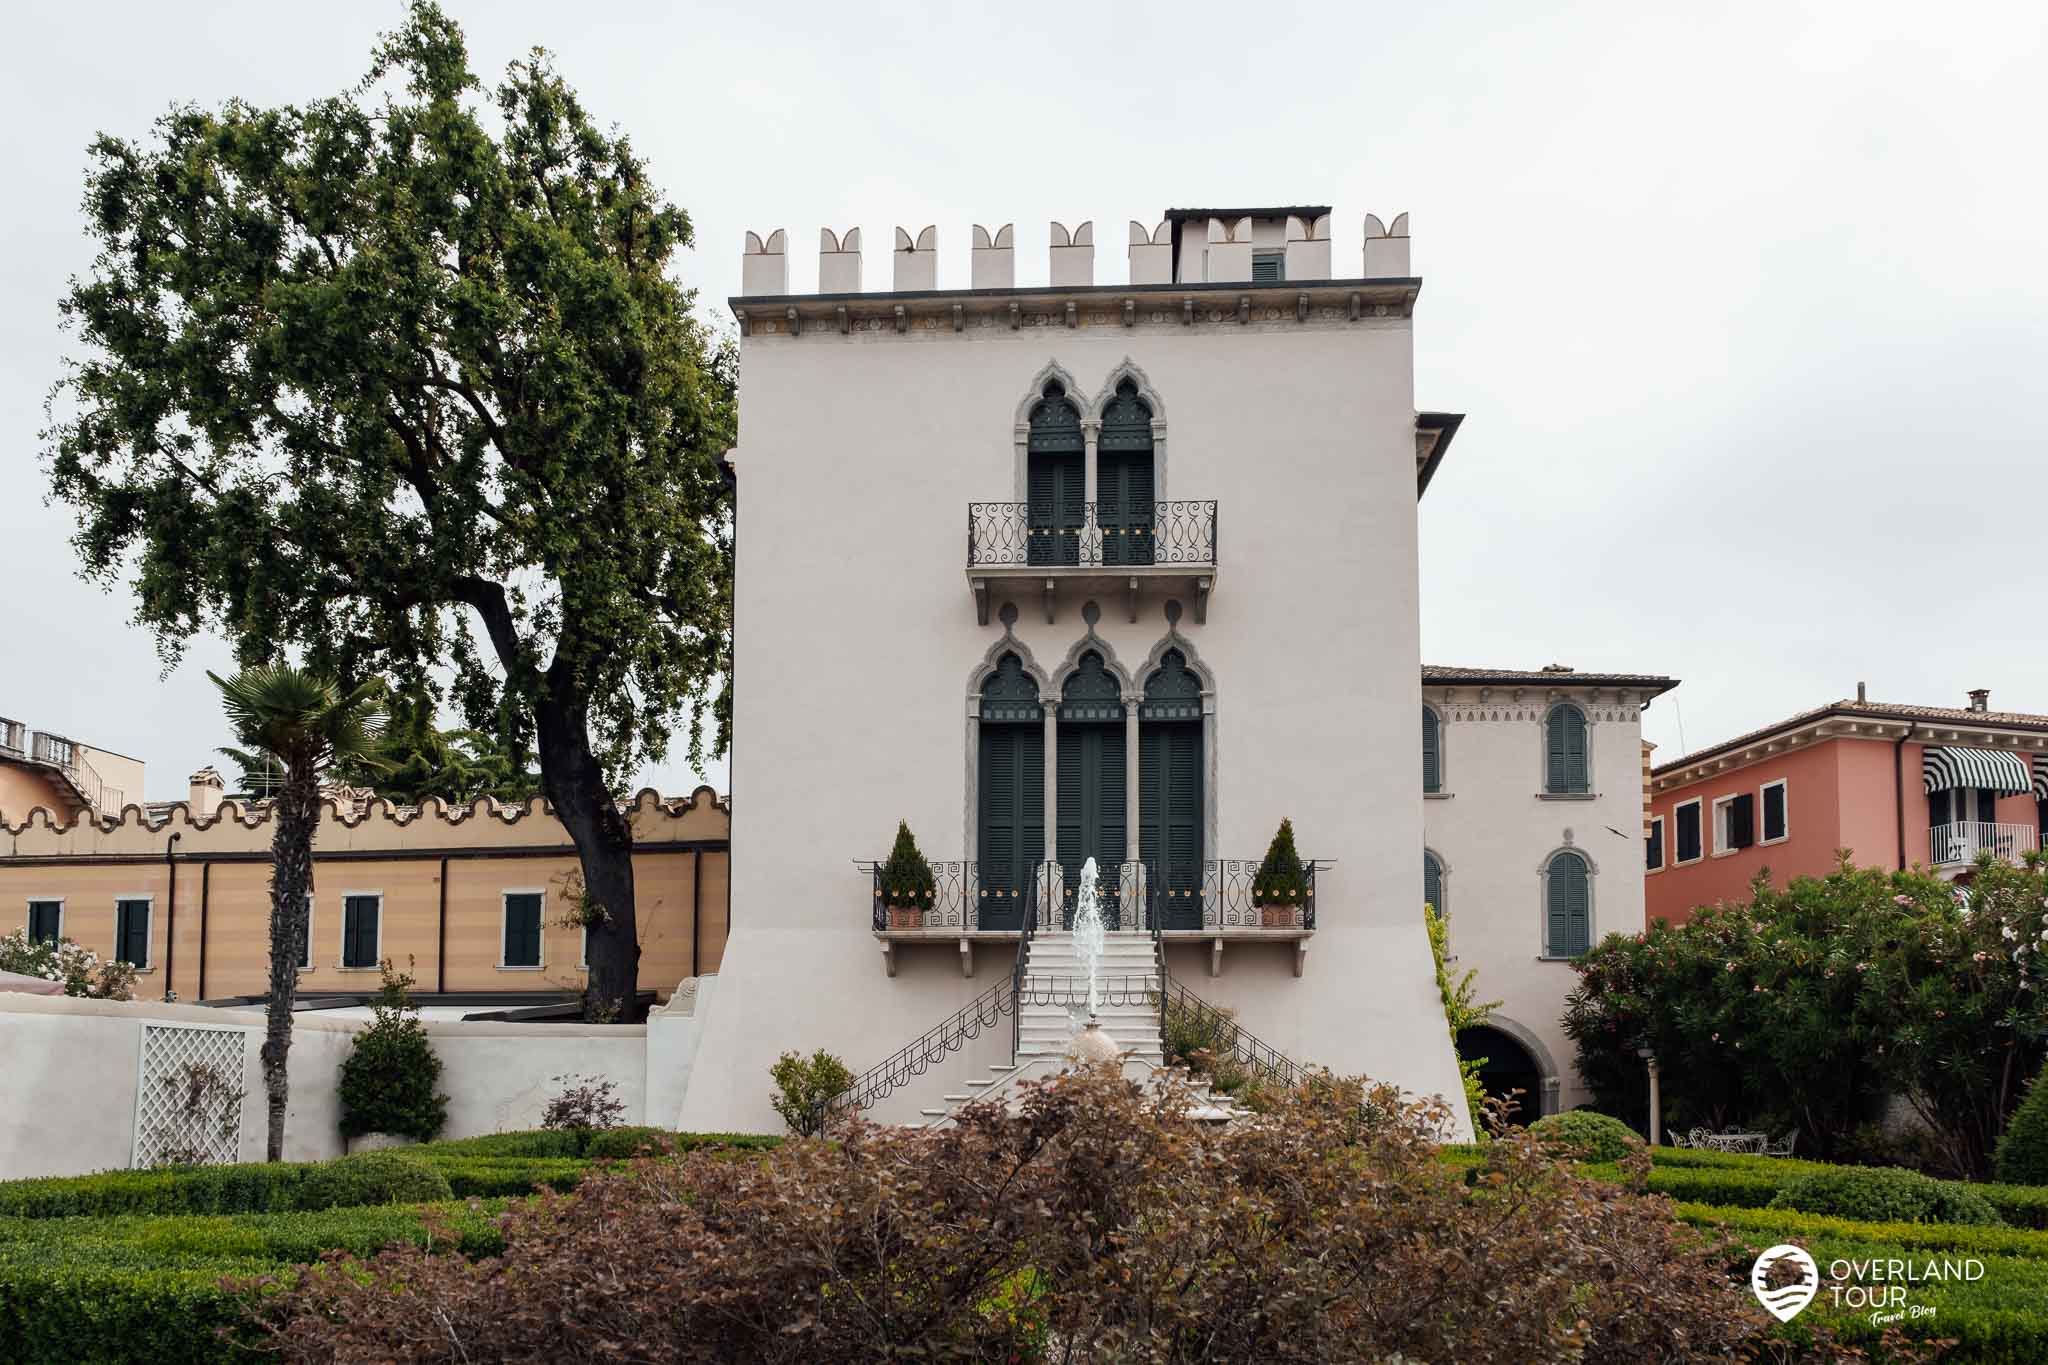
[[534, 682, 640, 1022], [261, 763, 319, 1161]]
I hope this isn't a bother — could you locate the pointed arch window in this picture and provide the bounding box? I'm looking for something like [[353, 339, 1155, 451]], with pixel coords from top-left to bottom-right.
[[1424, 850, 1445, 915], [1544, 703, 1590, 794], [1140, 648, 1204, 927], [1543, 850, 1591, 957], [1027, 382, 1084, 567], [1422, 705, 1443, 793], [1098, 378, 1155, 567], [1056, 651, 1127, 912], [977, 652, 1043, 931]]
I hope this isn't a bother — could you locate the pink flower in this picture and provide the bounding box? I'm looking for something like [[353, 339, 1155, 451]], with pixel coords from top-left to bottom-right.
[[1726, 962, 1738, 972], [1895, 895, 1914, 907], [1711, 1033, 1721, 1042]]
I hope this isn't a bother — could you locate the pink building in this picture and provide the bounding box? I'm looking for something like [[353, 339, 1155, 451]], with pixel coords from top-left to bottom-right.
[[1647, 687, 2048, 926]]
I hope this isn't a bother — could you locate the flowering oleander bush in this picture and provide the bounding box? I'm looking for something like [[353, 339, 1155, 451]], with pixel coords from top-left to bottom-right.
[[1565, 856, 2048, 1176], [0, 929, 136, 999]]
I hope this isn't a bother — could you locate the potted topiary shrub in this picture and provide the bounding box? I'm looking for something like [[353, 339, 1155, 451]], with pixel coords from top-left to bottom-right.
[[879, 821, 937, 929], [1253, 818, 1308, 928]]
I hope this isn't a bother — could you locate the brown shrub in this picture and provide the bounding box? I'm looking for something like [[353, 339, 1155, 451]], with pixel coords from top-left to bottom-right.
[[241, 1068, 1939, 1364]]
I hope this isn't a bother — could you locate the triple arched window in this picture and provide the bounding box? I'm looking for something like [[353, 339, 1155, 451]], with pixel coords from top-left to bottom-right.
[[1543, 850, 1591, 957], [1544, 703, 1590, 794]]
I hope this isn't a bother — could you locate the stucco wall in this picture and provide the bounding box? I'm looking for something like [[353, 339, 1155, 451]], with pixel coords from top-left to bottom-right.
[[0, 992, 648, 1180], [1422, 688, 1652, 1111], [684, 307, 1470, 1134], [0, 767, 70, 827]]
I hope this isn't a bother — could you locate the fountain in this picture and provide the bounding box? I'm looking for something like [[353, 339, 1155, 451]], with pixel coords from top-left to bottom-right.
[[1071, 856, 1106, 1018]]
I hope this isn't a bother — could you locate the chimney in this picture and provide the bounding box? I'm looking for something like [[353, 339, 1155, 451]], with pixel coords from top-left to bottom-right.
[[1968, 688, 1990, 713], [1856, 681, 1867, 703], [188, 766, 224, 818]]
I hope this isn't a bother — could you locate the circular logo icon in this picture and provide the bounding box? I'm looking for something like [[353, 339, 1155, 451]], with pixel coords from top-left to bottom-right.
[[1751, 1243, 1820, 1322]]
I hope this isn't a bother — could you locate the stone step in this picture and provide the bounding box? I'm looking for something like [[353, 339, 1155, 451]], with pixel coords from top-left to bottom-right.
[[921, 1108, 947, 1117]]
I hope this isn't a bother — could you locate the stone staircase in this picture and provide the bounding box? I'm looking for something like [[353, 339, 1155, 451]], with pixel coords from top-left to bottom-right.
[[918, 930, 1175, 1126]]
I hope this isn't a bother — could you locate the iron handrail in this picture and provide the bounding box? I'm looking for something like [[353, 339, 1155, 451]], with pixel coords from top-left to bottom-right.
[[1157, 978, 1310, 1091], [967, 500, 1218, 569], [812, 976, 1019, 1132]]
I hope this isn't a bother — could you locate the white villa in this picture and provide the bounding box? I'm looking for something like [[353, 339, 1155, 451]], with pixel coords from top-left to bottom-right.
[[1421, 664, 1677, 1116], [673, 204, 1478, 1135]]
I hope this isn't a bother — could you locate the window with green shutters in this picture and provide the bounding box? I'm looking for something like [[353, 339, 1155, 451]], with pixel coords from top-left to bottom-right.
[[1543, 851, 1591, 958], [1422, 706, 1443, 793], [1026, 382, 1084, 566], [1544, 703, 1590, 794], [114, 898, 151, 968], [27, 900, 62, 945], [1646, 818, 1664, 871], [341, 894, 381, 969], [978, 651, 1045, 931], [1057, 651, 1127, 920], [1097, 379, 1155, 567], [1251, 249, 1285, 283], [503, 892, 544, 967], [1139, 649, 1204, 929], [1424, 851, 1445, 915]]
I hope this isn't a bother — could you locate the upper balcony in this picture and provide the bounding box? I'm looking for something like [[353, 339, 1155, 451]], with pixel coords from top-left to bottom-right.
[[965, 500, 1217, 625], [1931, 821, 2041, 871]]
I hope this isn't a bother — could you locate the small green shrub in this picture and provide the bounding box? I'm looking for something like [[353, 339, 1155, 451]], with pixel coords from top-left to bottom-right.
[[1997, 1068, 2048, 1186], [338, 961, 448, 1141], [1766, 1165, 2004, 1226], [294, 1152, 451, 1212], [878, 821, 937, 907], [1251, 818, 1307, 904], [428, 1156, 590, 1199], [770, 1049, 855, 1137], [1528, 1110, 1644, 1163]]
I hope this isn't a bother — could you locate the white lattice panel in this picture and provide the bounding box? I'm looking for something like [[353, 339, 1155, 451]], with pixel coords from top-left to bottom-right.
[[132, 1022, 251, 1168]]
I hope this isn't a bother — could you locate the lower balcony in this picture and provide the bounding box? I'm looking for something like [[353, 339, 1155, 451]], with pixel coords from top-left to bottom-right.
[[859, 857, 1319, 978], [1931, 821, 2040, 870]]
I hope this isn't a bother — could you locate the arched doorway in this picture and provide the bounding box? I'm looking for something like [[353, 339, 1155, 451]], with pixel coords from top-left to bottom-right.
[[1458, 1024, 1544, 1126], [1026, 381, 1083, 566], [1056, 650, 1126, 926], [1140, 648, 1204, 928]]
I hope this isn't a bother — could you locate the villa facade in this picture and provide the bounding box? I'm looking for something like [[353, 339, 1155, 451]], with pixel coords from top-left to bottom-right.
[[676, 204, 1476, 1133]]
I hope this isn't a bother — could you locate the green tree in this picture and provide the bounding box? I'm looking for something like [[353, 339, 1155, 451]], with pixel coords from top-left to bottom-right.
[[210, 665, 386, 1160], [44, 3, 733, 1022], [337, 682, 541, 807]]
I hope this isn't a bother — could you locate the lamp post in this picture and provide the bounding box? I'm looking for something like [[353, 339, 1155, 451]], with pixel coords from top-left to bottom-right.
[[1636, 1045, 1661, 1147]]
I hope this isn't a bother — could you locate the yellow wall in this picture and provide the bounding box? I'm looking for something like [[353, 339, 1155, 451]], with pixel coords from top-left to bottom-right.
[[1, 787, 729, 1003], [0, 766, 74, 828]]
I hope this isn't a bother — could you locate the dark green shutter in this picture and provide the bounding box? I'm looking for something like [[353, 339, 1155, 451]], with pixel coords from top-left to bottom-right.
[[504, 893, 544, 966], [1547, 705, 1588, 793], [1729, 794, 1755, 849], [1140, 721, 1204, 929], [27, 901, 60, 945], [1098, 380, 1155, 567], [1762, 784, 1786, 842], [1646, 821, 1664, 870], [1422, 707, 1441, 793], [1677, 804, 1702, 862], [115, 899, 149, 967], [1547, 854, 1589, 956], [1424, 852, 1444, 914], [1251, 250, 1284, 283], [343, 895, 380, 969], [1027, 385, 1084, 566], [978, 721, 1043, 929]]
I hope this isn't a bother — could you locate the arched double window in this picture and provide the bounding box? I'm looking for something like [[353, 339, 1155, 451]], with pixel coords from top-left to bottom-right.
[[1424, 849, 1446, 915], [1544, 703, 1590, 794], [1056, 651, 1126, 907], [1422, 705, 1443, 793], [1542, 850, 1591, 957], [1027, 382, 1084, 566]]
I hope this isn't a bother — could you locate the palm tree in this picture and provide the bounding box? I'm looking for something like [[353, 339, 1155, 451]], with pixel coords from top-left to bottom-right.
[[209, 666, 386, 1161]]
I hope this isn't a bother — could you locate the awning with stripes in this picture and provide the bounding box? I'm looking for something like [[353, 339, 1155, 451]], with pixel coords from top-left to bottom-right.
[[2035, 756, 2048, 801], [1923, 746, 2034, 796]]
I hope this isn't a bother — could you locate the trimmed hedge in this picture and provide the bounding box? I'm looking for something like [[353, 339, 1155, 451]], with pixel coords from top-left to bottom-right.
[[294, 1151, 452, 1212], [1767, 1164, 2003, 1226], [1526, 1110, 1644, 1163], [0, 1201, 510, 1365], [416, 1127, 780, 1160]]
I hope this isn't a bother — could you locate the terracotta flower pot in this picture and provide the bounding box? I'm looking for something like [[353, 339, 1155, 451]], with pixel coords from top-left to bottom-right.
[[886, 905, 923, 930], [1259, 903, 1301, 929]]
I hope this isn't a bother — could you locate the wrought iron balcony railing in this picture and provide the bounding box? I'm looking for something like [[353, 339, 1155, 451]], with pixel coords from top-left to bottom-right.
[[967, 501, 1218, 570], [863, 857, 1320, 934]]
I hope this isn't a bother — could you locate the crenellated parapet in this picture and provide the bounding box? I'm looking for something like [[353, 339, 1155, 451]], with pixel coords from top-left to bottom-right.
[[1, 785, 730, 860], [734, 209, 1415, 300]]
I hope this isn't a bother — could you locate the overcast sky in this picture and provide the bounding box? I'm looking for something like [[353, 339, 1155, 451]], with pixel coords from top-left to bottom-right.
[[3, 1, 2044, 800]]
